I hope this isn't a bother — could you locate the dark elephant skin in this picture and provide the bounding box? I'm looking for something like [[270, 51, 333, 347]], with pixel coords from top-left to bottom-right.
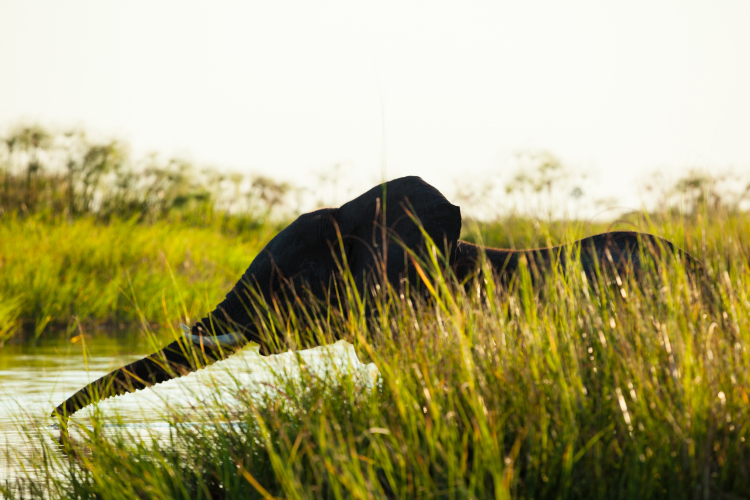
[[52, 176, 462, 420], [52, 176, 696, 421], [453, 231, 696, 284]]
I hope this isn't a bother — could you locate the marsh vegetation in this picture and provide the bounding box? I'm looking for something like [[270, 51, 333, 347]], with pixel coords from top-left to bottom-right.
[[2, 125, 750, 498]]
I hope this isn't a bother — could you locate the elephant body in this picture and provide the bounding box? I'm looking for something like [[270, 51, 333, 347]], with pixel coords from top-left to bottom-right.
[[454, 231, 691, 284], [53, 176, 697, 420]]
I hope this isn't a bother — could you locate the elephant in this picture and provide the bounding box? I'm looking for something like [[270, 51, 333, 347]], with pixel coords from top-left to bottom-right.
[[52, 176, 697, 421]]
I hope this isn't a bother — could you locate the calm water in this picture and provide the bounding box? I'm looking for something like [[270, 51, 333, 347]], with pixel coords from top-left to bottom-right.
[[0, 335, 378, 484]]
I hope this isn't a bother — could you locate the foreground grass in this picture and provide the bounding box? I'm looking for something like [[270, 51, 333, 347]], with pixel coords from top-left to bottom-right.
[[2, 209, 750, 499]]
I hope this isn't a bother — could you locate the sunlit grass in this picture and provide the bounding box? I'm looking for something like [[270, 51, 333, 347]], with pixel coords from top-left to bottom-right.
[[0, 213, 279, 341], [3, 209, 750, 499]]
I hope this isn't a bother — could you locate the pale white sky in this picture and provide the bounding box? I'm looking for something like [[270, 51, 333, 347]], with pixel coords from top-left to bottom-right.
[[1, 1, 749, 216]]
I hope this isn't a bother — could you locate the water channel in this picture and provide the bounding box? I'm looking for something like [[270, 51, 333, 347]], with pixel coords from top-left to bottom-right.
[[0, 335, 378, 485]]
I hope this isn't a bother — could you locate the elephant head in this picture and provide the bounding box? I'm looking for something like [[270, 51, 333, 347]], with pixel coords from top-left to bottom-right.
[[190, 175, 462, 351], [53, 176, 462, 420]]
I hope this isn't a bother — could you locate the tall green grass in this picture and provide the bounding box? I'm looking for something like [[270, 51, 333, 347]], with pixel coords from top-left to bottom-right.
[[3, 211, 750, 499], [0, 213, 278, 341]]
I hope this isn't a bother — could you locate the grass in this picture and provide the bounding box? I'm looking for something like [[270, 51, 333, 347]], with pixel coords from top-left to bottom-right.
[[0, 206, 750, 499], [2, 206, 750, 499], [0, 212, 280, 343]]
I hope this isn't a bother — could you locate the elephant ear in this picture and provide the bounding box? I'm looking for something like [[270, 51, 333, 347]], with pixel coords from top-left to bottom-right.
[[338, 176, 461, 294]]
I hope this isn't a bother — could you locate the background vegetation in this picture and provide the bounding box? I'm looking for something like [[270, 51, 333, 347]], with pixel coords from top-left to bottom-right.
[[0, 124, 293, 344]]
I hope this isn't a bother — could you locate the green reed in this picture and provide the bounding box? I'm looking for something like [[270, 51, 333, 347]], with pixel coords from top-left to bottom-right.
[[0, 213, 278, 341]]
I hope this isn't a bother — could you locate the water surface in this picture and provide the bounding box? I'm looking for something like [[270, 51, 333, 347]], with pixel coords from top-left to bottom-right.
[[0, 334, 378, 483]]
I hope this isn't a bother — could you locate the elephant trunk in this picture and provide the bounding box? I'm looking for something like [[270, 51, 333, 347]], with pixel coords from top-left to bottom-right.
[[52, 335, 244, 420], [53, 268, 279, 421]]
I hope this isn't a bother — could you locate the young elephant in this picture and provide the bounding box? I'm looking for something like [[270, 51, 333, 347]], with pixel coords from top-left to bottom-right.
[[53, 176, 695, 420], [53, 176, 462, 419]]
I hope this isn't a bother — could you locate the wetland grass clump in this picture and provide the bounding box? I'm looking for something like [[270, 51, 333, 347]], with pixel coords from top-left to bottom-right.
[[0, 213, 278, 341], [3, 222, 750, 499]]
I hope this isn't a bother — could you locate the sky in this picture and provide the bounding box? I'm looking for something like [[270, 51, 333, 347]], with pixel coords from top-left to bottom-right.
[[1, 1, 749, 217]]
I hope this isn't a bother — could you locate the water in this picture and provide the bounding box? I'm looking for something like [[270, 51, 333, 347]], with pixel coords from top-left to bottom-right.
[[0, 335, 379, 485]]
